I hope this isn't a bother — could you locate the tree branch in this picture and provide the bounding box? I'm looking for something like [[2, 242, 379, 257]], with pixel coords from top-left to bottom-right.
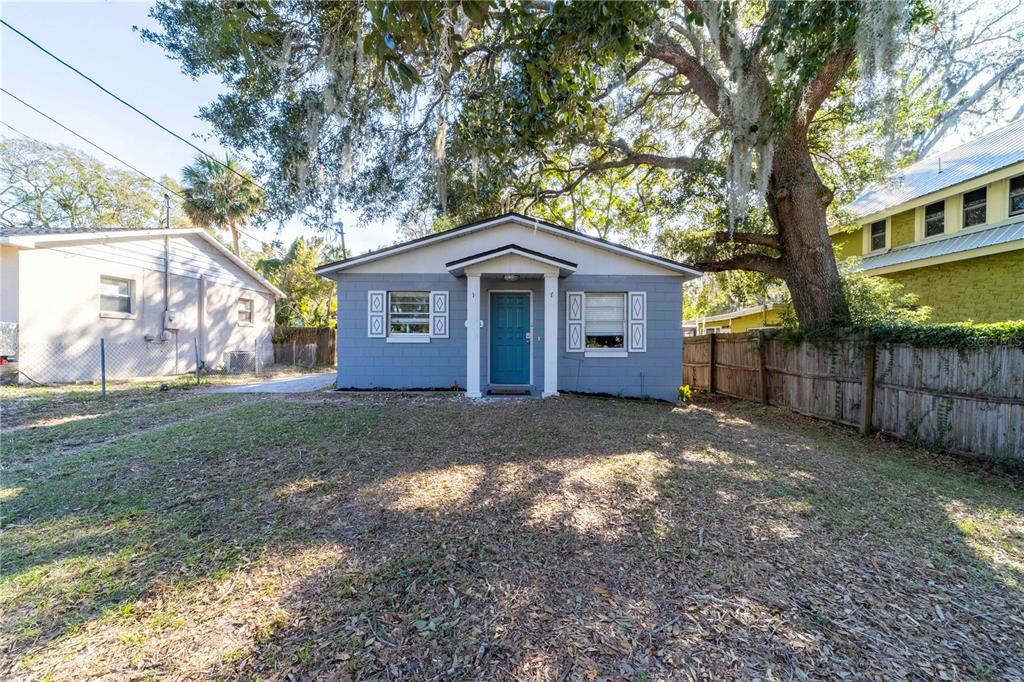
[[794, 47, 855, 132], [713, 231, 780, 250], [695, 253, 786, 278], [645, 32, 722, 119]]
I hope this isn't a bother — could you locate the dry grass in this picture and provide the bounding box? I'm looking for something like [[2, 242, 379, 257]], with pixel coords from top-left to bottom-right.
[[2, 389, 1022, 680]]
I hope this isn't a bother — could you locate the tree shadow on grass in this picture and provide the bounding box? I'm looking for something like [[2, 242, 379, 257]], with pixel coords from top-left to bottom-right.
[[2, 394, 1023, 680]]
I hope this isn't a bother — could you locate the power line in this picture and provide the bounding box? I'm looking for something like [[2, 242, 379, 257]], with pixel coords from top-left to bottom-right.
[[0, 19, 261, 190], [1, 92, 270, 248], [1, 88, 187, 202], [0, 18, 341, 247]]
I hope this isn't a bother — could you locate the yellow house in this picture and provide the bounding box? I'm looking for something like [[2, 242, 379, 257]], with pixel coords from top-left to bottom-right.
[[683, 302, 787, 335], [831, 119, 1024, 323]]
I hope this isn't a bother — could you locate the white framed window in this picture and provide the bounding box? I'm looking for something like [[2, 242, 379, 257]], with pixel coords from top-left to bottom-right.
[[869, 219, 886, 251], [962, 186, 987, 228], [388, 291, 430, 337], [924, 201, 945, 237], [237, 297, 254, 326], [99, 275, 134, 317], [585, 292, 626, 353], [1010, 174, 1024, 217]]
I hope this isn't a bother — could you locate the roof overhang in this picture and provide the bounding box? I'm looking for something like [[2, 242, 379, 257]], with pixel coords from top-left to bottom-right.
[[315, 212, 702, 278], [0, 228, 285, 298], [445, 244, 577, 277]]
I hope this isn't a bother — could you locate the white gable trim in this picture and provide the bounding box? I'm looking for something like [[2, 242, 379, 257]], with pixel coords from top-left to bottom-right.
[[1, 229, 284, 298], [315, 214, 702, 277]]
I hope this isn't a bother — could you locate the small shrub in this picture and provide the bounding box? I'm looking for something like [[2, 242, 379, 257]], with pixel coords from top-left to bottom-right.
[[678, 384, 693, 402]]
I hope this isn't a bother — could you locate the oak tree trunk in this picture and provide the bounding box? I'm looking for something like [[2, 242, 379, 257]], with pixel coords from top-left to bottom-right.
[[767, 134, 850, 327]]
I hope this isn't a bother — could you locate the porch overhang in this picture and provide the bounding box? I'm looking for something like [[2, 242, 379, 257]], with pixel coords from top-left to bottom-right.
[[445, 244, 577, 278]]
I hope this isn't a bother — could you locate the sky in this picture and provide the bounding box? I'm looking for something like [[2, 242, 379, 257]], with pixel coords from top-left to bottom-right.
[[0, 0, 399, 255]]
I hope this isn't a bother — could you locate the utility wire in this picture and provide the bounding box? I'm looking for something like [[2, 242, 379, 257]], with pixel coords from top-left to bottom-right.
[[0, 94, 270, 248], [1, 89, 187, 202], [0, 18, 342, 249], [0, 19, 260, 190]]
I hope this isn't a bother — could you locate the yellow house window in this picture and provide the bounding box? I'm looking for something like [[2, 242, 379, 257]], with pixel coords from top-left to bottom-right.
[[962, 187, 987, 228], [869, 219, 886, 251], [924, 201, 944, 237], [1010, 175, 1024, 217]]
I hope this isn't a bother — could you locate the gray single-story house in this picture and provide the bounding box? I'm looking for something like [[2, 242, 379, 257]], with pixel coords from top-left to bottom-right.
[[316, 213, 701, 401]]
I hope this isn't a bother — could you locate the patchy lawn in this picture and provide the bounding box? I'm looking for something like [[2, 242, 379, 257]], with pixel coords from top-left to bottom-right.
[[2, 388, 1023, 680]]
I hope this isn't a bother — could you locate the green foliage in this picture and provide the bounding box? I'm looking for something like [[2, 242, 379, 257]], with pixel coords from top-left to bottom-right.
[[678, 385, 692, 402], [180, 154, 264, 254], [778, 265, 932, 328], [0, 137, 191, 230], [255, 237, 342, 327], [785, 320, 1024, 350]]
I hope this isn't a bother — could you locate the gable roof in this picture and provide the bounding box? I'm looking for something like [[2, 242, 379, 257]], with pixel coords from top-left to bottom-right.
[[853, 215, 1024, 274], [0, 227, 285, 298], [314, 212, 702, 277], [847, 119, 1024, 219]]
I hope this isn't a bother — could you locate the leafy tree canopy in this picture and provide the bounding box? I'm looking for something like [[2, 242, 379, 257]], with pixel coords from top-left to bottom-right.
[[0, 136, 191, 230], [143, 0, 1019, 325], [255, 236, 343, 327]]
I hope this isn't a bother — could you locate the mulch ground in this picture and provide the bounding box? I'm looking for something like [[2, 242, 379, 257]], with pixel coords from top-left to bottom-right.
[[2, 391, 1022, 680]]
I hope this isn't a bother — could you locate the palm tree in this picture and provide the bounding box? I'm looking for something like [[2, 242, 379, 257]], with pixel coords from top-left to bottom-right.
[[180, 155, 264, 255]]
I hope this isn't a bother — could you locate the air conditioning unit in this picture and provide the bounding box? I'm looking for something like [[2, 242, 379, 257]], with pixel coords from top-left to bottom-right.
[[163, 310, 181, 330]]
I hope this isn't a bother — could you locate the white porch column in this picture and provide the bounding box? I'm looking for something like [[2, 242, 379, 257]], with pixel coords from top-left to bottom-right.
[[465, 274, 482, 398], [543, 273, 559, 397]]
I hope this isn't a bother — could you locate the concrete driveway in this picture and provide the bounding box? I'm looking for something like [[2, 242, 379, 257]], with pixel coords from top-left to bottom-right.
[[210, 372, 336, 394]]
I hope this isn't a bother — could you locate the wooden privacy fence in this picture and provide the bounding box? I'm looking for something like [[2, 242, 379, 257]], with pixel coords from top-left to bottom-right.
[[683, 331, 1023, 462], [272, 327, 336, 367]]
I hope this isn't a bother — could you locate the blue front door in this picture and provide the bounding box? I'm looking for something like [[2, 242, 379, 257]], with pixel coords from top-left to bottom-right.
[[490, 292, 531, 385]]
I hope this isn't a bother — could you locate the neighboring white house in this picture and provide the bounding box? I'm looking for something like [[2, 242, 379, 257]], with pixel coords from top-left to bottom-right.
[[0, 227, 283, 383]]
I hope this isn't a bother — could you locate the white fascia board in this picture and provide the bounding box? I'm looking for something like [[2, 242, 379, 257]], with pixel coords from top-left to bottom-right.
[[3, 228, 285, 298], [446, 247, 577, 274], [316, 214, 703, 278]]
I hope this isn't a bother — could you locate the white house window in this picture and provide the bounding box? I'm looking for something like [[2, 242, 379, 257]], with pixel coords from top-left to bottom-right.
[[388, 291, 430, 335], [99, 276, 133, 315], [585, 293, 626, 350], [1010, 175, 1024, 217], [962, 187, 987, 228], [869, 219, 886, 251], [237, 298, 254, 326], [924, 201, 944, 237]]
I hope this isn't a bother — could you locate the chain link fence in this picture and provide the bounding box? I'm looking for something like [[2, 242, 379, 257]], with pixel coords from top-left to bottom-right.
[[1, 326, 269, 391]]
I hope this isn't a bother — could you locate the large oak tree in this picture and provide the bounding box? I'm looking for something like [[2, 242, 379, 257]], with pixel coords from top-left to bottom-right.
[[145, 0, 950, 325]]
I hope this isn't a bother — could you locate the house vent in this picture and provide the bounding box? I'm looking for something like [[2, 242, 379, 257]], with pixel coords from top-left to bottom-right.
[[225, 350, 257, 374]]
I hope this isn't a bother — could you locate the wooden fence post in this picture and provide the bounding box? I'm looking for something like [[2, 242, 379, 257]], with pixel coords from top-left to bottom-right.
[[708, 331, 717, 394], [860, 336, 876, 436], [758, 330, 769, 405]]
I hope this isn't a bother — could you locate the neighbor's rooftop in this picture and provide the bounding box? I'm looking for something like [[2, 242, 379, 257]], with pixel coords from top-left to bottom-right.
[[847, 118, 1024, 219]]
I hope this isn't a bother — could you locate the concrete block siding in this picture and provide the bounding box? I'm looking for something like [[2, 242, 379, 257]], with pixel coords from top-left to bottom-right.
[[558, 275, 684, 402], [337, 274, 468, 390], [336, 273, 684, 401]]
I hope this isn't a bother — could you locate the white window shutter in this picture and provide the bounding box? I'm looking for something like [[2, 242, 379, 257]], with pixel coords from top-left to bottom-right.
[[368, 290, 386, 338], [430, 290, 449, 338], [566, 291, 584, 352], [628, 291, 647, 352]]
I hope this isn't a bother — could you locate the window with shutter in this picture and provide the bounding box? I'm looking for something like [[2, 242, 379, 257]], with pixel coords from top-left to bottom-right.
[[584, 293, 626, 350], [430, 291, 449, 338], [565, 291, 584, 352], [628, 292, 646, 352], [367, 291, 386, 338]]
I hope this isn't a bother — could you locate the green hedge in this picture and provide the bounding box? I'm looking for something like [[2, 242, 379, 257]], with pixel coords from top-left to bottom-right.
[[781, 320, 1024, 350]]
